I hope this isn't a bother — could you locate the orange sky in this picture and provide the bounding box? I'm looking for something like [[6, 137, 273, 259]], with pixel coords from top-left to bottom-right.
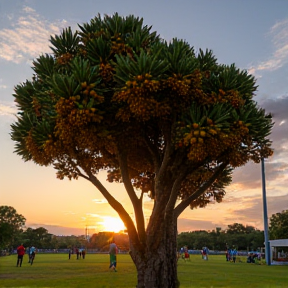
[[1, 1, 288, 236]]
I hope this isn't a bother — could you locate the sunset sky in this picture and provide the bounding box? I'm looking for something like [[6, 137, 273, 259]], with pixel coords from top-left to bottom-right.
[[0, 0, 287, 236]]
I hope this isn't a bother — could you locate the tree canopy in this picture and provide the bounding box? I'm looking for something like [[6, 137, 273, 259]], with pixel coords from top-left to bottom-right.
[[269, 210, 288, 240], [22, 227, 52, 248], [226, 223, 257, 234], [0, 206, 26, 249], [10, 13, 273, 287]]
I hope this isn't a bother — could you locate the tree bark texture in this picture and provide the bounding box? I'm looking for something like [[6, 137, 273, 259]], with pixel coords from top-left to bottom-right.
[[131, 217, 179, 288]]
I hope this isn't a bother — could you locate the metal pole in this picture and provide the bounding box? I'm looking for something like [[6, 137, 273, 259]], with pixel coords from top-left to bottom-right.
[[261, 157, 271, 265]]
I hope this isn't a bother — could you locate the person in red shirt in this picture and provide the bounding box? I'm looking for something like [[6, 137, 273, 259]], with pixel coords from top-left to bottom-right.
[[16, 244, 25, 267]]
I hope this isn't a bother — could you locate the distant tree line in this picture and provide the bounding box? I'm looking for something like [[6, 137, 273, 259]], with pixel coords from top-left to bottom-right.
[[1, 206, 288, 252], [178, 210, 288, 251], [177, 223, 264, 251], [0, 206, 131, 252]]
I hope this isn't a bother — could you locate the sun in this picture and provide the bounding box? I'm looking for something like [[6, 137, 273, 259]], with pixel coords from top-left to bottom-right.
[[99, 216, 126, 233]]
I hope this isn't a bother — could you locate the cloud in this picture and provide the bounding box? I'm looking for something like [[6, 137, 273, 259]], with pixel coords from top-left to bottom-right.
[[249, 19, 288, 74], [261, 96, 288, 163], [230, 158, 288, 192], [0, 101, 17, 118], [86, 213, 101, 218], [262, 95, 288, 121], [227, 194, 288, 226], [26, 223, 85, 236], [0, 6, 67, 63], [63, 211, 77, 215], [0, 78, 7, 89], [92, 198, 108, 204], [178, 218, 219, 232]]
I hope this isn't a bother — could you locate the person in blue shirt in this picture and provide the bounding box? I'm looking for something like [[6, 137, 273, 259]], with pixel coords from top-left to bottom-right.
[[29, 246, 36, 265], [232, 248, 237, 263]]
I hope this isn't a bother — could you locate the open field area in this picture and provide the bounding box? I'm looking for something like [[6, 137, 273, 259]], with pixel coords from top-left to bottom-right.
[[0, 254, 287, 288]]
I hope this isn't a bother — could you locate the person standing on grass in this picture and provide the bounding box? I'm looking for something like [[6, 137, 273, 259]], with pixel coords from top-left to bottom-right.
[[108, 239, 118, 272], [82, 248, 86, 259], [225, 249, 229, 261], [16, 244, 25, 267], [29, 246, 36, 265], [232, 248, 237, 263], [27, 246, 31, 263], [76, 247, 79, 259], [202, 247, 208, 260]]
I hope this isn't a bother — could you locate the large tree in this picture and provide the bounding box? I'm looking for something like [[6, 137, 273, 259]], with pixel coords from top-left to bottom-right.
[[269, 210, 288, 240], [0, 206, 26, 249], [10, 14, 273, 287], [226, 223, 256, 234], [22, 227, 52, 248]]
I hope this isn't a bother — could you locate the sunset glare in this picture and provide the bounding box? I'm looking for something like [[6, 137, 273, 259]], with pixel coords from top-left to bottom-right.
[[99, 217, 126, 233]]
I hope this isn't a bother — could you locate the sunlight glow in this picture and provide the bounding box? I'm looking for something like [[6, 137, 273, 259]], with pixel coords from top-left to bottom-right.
[[99, 216, 126, 232]]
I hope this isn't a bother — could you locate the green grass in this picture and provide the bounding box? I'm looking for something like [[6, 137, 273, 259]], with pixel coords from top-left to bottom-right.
[[0, 254, 287, 287]]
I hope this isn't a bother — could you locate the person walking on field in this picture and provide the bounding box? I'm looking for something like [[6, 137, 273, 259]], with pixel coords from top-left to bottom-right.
[[109, 239, 118, 272], [16, 244, 25, 267]]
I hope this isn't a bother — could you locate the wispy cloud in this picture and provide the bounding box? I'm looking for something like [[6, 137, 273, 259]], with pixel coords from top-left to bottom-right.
[[0, 78, 7, 89], [0, 6, 67, 63], [0, 101, 17, 117], [92, 198, 108, 204], [250, 19, 288, 74], [26, 223, 85, 236], [63, 211, 77, 215], [86, 213, 102, 218]]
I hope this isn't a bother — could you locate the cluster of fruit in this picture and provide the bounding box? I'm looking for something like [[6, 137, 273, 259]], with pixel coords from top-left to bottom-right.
[[176, 118, 251, 165], [100, 62, 114, 82], [25, 131, 51, 166], [114, 75, 169, 120], [56, 52, 74, 65]]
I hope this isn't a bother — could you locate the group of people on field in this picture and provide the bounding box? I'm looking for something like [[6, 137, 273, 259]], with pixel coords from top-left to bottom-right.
[[15, 240, 119, 272], [16, 244, 36, 267], [178, 246, 210, 261], [67, 240, 118, 272], [246, 252, 261, 263], [68, 247, 86, 259], [178, 246, 190, 261], [225, 247, 238, 263]]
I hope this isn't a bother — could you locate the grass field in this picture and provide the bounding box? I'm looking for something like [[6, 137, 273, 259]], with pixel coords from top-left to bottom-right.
[[0, 253, 287, 288]]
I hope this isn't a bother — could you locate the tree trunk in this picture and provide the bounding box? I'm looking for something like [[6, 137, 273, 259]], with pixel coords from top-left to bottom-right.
[[132, 218, 179, 288]]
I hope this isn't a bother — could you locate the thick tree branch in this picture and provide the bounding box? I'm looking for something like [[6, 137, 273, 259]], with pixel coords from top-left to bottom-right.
[[87, 171, 142, 250], [173, 161, 229, 218], [117, 150, 140, 204], [117, 149, 146, 245], [143, 134, 161, 173], [165, 164, 188, 216], [155, 136, 172, 190], [74, 165, 90, 181], [165, 153, 210, 218]]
